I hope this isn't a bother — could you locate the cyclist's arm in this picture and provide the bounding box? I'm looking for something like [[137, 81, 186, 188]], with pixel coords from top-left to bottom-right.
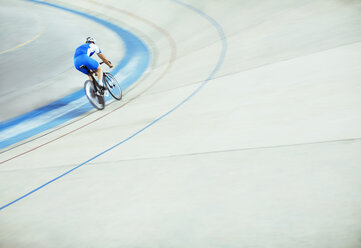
[[97, 53, 113, 68]]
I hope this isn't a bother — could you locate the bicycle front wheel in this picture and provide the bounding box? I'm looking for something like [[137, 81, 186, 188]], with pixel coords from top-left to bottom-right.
[[104, 72, 122, 100]]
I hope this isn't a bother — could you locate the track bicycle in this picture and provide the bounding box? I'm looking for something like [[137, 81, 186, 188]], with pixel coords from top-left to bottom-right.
[[81, 62, 122, 110]]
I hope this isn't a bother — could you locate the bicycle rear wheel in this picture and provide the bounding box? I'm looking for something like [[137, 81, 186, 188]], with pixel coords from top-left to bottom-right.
[[84, 80, 105, 110], [103, 72, 122, 100]]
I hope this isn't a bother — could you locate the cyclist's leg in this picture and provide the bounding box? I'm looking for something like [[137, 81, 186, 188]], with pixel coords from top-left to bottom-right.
[[95, 66, 103, 86], [84, 57, 104, 86], [74, 55, 102, 84]]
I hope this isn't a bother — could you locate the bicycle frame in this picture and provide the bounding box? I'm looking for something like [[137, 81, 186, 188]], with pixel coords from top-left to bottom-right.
[[82, 62, 122, 110], [80, 65, 103, 93]]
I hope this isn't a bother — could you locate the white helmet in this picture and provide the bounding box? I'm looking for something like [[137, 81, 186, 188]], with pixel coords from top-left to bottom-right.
[[86, 37, 96, 43]]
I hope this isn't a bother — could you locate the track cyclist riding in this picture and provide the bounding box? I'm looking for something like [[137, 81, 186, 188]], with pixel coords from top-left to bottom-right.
[[74, 37, 113, 90], [74, 37, 122, 110]]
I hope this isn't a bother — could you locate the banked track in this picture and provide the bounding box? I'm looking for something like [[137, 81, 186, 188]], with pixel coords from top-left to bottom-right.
[[0, 1, 227, 212], [0, 0, 150, 150], [1, 0, 360, 247]]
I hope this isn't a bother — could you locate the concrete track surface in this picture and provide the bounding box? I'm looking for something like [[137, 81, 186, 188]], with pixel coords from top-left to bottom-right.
[[1, 0, 361, 247]]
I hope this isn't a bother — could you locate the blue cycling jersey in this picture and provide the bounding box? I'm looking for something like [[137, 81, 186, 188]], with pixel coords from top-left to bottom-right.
[[74, 43, 101, 58], [74, 43, 102, 74]]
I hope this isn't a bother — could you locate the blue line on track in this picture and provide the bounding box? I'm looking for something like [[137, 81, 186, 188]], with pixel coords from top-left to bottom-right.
[[0, 0, 150, 149], [0, 0, 227, 211]]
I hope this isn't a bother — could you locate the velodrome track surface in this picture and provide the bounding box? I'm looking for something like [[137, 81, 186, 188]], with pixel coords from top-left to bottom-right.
[[1, 0, 361, 247]]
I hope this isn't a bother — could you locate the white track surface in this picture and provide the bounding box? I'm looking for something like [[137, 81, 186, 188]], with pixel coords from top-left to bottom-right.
[[1, 0, 361, 247]]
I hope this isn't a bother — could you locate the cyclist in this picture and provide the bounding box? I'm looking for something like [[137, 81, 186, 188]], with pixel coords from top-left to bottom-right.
[[74, 37, 113, 91]]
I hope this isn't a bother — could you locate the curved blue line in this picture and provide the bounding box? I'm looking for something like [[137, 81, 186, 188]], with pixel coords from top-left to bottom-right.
[[0, 0, 150, 149], [0, 0, 227, 211]]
